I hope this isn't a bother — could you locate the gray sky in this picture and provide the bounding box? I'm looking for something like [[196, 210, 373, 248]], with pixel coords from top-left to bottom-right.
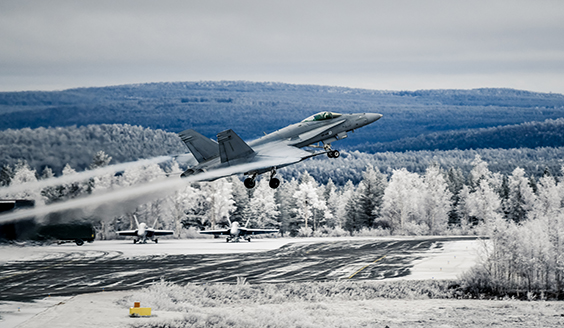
[[1, 0, 563, 93]]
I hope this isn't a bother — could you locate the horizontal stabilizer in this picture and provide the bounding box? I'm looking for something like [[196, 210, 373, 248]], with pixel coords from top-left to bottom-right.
[[178, 129, 219, 163], [217, 129, 255, 163]]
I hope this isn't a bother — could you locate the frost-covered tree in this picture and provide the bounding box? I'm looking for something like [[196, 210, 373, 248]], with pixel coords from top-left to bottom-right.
[[88, 151, 114, 194], [201, 178, 235, 229], [330, 180, 355, 229], [461, 155, 504, 233], [181, 183, 211, 230], [293, 173, 328, 231], [1, 161, 43, 203], [465, 179, 503, 233], [421, 165, 452, 235], [380, 168, 424, 234]]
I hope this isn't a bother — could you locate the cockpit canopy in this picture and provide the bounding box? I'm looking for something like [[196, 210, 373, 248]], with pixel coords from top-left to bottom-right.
[[301, 111, 342, 122]]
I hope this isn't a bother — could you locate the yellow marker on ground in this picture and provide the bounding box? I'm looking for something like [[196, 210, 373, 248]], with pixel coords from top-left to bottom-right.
[[130, 301, 151, 317]]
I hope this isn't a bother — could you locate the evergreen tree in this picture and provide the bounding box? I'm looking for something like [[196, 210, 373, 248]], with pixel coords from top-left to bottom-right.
[[445, 167, 465, 225], [275, 178, 299, 236], [505, 167, 536, 223], [0, 165, 14, 187], [89, 150, 112, 170]]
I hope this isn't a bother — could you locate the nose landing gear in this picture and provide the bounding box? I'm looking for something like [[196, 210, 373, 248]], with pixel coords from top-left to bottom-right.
[[327, 150, 340, 158]]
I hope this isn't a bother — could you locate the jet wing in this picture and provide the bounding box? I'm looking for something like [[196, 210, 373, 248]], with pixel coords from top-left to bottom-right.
[[146, 229, 175, 236], [239, 228, 279, 236], [199, 229, 231, 236], [184, 143, 324, 182], [117, 230, 138, 236]]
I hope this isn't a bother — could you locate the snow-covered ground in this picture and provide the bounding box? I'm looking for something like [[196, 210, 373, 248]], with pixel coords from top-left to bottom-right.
[[0, 237, 481, 328]]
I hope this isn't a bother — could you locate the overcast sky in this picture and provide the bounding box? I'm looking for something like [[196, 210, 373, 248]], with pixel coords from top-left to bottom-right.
[[1, 0, 563, 93]]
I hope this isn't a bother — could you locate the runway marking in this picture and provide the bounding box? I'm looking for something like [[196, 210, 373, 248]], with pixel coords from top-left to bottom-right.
[[348, 255, 386, 279]]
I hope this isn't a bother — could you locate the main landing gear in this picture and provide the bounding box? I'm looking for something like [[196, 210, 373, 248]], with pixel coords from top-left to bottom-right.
[[269, 170, 280, 189], [243, 170, 280, 189], [244, 177, 256, 189]]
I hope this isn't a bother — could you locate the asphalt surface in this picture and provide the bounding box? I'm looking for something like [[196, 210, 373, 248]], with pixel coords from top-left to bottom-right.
[[0, 237, 476, 302]]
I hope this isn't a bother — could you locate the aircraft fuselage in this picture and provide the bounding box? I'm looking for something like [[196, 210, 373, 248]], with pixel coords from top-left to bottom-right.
[[180, 112, 382, 179]]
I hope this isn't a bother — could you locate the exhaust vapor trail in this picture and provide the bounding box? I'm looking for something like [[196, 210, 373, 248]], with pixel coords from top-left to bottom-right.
[[0, 156, 174, 196], [0, 157, 289, 224]]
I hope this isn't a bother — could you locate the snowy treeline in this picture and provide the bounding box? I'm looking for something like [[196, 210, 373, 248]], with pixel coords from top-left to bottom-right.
[[462, 166, 564, 296], [2, 153, 561, 238]]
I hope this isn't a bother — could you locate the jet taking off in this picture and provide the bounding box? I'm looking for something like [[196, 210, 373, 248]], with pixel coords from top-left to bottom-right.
[[199, 218, 278, 242], [117, 215, 174, 243], [178, 111, 382, 189]]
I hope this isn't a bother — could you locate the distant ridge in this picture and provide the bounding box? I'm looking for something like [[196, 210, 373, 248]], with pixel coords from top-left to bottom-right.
[[360, 118, 564, 153], [1, 81, 564, 150]]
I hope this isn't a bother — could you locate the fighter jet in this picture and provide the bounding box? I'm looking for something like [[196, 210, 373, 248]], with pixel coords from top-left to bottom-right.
[[117, 215, 174, 243], [199, 218, 278, 242], [178, 111, 382, 189]]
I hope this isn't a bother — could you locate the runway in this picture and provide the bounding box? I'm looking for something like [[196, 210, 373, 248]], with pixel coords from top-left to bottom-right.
[[0, 237, 480, 302]]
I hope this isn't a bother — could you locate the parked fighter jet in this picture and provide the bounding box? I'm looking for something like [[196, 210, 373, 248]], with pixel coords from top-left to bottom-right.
[[179, 111, 382, 189], [199, 218, 278, 242], [117, 215, 174, 243]]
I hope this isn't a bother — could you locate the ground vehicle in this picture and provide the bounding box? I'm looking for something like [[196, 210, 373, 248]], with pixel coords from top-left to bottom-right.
[[35, 223, 96, 246]]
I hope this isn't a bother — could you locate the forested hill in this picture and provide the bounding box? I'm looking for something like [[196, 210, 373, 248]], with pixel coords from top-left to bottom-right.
[[360, 118, 564, 153], [1, 82, 564, 148], [2, 122, 564, 178], [0, 125, 187, 174]]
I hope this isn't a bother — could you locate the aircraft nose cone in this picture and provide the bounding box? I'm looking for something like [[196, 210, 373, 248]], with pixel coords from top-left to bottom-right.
[[365, 113, 383, 123]]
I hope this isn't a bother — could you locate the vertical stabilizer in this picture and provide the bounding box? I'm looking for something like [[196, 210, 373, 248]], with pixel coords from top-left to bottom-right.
[[217, 129, 255, 163], [178, 129, 220, 163]]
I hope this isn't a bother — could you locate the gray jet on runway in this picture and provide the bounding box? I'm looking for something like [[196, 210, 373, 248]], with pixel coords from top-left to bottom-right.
[[178, 111, 382, 189], [199, 218, 278, 242], [117, 215, 174, 243]]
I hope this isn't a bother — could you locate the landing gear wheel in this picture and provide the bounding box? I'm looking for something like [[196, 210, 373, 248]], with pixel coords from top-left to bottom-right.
[[332, 150, 340, 158], [269, 178, 280, 189], [226, 237, 230, 242], [246, 238, 251, 242], [244, 178, 256, 189], [133, 239, 137, 244], [155, 239, 158, 243], [327, 151, 334, 158]]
